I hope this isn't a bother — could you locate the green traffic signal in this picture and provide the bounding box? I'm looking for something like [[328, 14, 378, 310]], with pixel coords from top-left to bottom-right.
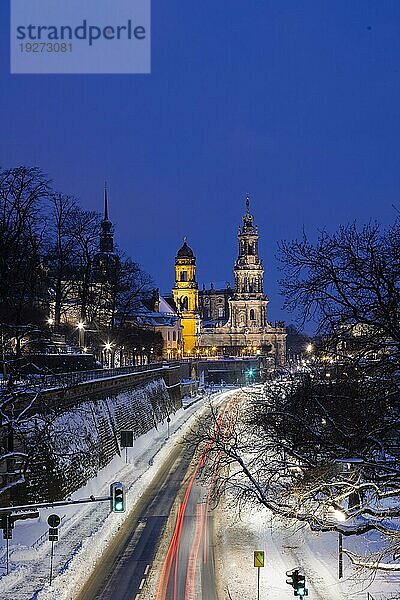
[[110, 482, 125, 513], [286, 569, 308, 596]]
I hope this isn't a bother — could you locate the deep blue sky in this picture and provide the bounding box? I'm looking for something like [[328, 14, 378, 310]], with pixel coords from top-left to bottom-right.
[[1, 1, 400, 326]]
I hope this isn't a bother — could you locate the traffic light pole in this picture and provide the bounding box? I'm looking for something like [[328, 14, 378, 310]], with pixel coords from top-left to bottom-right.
[[6, 536, 9, 574], [0, 494, 111, 514], [257, 565, 260, 600], [338, 531, 343, 579], [49, 540, 55, 586]]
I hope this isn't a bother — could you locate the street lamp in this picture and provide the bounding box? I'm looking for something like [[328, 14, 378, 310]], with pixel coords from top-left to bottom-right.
[[332, 507, 347, 579], [306, 343, 313, 353], [77, 321, 85, 348], [47, 318, 54, 338], [104, 340, 113, 367]]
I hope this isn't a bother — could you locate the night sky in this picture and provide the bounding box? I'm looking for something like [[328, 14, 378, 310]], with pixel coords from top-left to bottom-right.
[[1, 1, 400, 326]]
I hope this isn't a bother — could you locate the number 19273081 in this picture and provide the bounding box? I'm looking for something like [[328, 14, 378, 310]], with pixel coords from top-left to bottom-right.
[[19, 42, 73, 53]]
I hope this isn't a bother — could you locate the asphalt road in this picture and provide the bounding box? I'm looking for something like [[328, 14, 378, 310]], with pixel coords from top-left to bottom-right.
[[76, 439, 197, 600], [78, 393, 235, 600], [156, 394, 239, 600]]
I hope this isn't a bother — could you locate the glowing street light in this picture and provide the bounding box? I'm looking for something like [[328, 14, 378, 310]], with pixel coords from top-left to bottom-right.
[[103, 340, 113, 368], [76, 321, 85, 348], [47, 317, 54, 326], [333, 509, 346, 522], [332, 507, 347, 579], [306, 343, 313, 353]]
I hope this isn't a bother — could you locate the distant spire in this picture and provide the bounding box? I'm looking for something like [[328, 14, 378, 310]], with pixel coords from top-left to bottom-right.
[[246, 193, 250, 214], [183, 235, 187, 243], [104, 181, 109, 221]]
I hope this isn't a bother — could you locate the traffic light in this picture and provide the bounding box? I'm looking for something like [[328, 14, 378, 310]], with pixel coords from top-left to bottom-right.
[[110, 482, 125, 513], [295, 573, 308, 596], [0, 514, 14, 540], [286, 569, 298, 589], [286, 569, 308, 597]]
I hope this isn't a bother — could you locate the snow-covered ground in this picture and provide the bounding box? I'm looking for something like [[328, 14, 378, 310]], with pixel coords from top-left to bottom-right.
[[214, 503, 399, 600], [1, 387, 399, 600]]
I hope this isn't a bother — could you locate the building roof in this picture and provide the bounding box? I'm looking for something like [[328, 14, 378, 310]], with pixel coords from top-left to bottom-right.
[[177, 238, 194, 259]]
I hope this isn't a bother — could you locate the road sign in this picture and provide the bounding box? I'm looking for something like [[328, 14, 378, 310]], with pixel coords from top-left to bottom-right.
[[254, 551, 265, 567], [47, 514, 60, 528], [121, 431, 134, 447], [49, 527, 59, 541]]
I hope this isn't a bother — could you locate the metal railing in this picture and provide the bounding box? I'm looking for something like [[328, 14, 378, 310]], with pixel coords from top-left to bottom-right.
[[0, 361, 180, 392]]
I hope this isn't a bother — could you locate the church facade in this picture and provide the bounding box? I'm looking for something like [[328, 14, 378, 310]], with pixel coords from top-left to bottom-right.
[[172, 196, 286, 366]]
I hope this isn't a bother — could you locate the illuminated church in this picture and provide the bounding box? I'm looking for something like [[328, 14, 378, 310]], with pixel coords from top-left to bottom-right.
[[171, 195, 286, 365]]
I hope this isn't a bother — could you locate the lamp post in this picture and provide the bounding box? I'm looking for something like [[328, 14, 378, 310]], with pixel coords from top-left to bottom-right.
[[104, 341, 113, 368], [77, 321, 85, 349], [332, 508, 346, 579]]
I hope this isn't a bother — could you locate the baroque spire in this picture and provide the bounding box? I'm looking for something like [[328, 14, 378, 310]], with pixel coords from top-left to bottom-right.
[[104, 180, 109, 221]]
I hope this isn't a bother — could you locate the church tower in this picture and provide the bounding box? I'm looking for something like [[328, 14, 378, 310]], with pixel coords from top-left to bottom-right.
[[172, 238, 200, 355], [99, 182, 114, 254], [93, 182, 118, 283], [228, 194, 269, 329]]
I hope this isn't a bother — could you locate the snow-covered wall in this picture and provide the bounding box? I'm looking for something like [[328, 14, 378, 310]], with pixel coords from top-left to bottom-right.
[[21, 376, 173, 503]]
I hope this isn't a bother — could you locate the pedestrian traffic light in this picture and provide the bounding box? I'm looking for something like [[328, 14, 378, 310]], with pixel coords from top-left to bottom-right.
[[110, 482, 125, 513], [295, 573, 308, 596], [294, 574, 308, 598]]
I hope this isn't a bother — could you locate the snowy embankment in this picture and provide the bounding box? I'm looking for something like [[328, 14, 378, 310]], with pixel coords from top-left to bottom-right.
[[0, 390, 232, 600]]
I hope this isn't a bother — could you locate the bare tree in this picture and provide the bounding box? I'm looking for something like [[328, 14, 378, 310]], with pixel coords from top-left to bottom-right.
[[190, 379, 400, 571], [45, 193, 81, 328], [0, 166, 50, 330], [279, 222, 400, 345]]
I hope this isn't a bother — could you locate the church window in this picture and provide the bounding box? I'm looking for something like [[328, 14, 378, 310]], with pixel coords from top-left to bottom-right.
[[218, 308, 224, 318], [250, 309, 255, 321], [180, 271, 188, 282], [173, 330, 177, 341], [181, 296, 188, 311]]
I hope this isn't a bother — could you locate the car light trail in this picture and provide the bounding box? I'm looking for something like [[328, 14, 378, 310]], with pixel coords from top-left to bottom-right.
[[156, 393, 242, 600]]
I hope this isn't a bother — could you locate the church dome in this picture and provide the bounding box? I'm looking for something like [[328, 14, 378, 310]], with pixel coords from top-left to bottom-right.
[[177, 238, 194, 259]]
